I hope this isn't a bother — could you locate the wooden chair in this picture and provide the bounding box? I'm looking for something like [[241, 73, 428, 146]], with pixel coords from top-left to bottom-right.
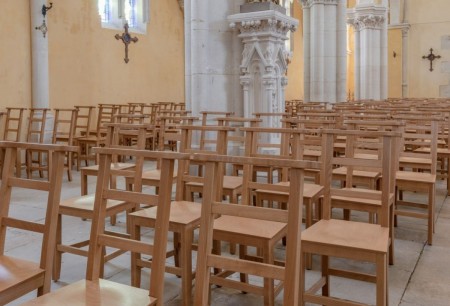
[[52, 124, 151, 281], [0, 142, 77, 305], [74, 105, 95, 138], [0, 107, 26, 176], [23, 147, 186, 306], [251, 127, 324, 269], [193, 153, 320, 305], [52, 108, 78, 181], [76, 104, 118, 168], [395, 119, 438, 245], [129, 125, 235, 306], [300, 129, 399, 306], [157, 115, 197, 151], [25, 108, 51, 179], [182, 125, 243, 209]]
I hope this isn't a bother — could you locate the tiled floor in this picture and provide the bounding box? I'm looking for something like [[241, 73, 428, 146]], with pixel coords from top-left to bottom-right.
[[4, 168, 450, 305]]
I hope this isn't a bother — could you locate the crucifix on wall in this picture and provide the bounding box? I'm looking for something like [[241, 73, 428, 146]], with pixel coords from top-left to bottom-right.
[[115, 23, 138, 63], [422, 48, 441, 72]]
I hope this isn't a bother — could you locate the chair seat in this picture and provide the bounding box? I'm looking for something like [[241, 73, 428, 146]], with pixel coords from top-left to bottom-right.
[[129, 201, 201, 226], [332, 166, 380, 179], [75, 135, 105, 142], [214, 215, 286, 240], [186, 175, 242, 190], [396, 171, 436, 183], [255, 182, 323, 199], [141, 169, 178, 180], [399, 156, 432, 167], [0, 255, 44, 296], [302, 219, 389, 254], [19, 279, 155, 306], [81, 162, 135, 172], [59, 194, 127, 215]]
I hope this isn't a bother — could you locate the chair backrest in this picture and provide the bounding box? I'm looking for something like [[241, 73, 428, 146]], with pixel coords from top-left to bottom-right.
[[193, 153, 321, 305], [199, 111, 234, 150], [321, 130, 399, 227], [74, 106, 95, 137], [86, 147, 188, 304], [157, 116, 198, 151], [102, 123, 153, 164], [27, 108, 51, 144], [95, 104, 119, 136], [175, 125, 234, 201], [240, 126, 323, 193], [3, 107, 26, 142], [215, 117, 262, 159], [52, 108, 78, 145], [395, 118, 439, 175], [0, 142, 77, 296]]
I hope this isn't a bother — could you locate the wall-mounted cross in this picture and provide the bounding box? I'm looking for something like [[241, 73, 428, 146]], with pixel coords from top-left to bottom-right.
[[422, 48, 441, 72], [115, 23, 138, 64]]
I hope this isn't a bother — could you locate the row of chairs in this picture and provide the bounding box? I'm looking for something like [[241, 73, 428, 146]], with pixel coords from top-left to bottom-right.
[[0, 123, 399, 305], [0, 101, 445, 305]]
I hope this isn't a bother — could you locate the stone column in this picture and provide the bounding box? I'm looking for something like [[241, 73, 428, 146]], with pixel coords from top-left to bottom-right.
[[401, 26, 410, 97], [228, 6, 298, 127], [348, 1, 388, 100], [30, 0, 50, 109], [184, 0, 244, 117], [30, 0, 53, 142], [301, 0, 347, 103]]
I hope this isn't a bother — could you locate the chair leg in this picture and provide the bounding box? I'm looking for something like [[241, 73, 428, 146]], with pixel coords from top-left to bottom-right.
[[322, 255, 330, 296], [428, 185, 435, 245], [174, 232, 181, 270], [53, 214, 62, 281], [263, 242, 274, 306], [389, 204, 395, 265], [376, 253, 388, 306], [238, 244, 249, 291], [181, 229, 193, 306], [131, 222, 141, 287], [109, 175, 117, 226], [299, 250, 306, 306]]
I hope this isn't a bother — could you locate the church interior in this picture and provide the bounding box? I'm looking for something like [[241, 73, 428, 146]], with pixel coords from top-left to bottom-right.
[[2, 0, 450, 305]]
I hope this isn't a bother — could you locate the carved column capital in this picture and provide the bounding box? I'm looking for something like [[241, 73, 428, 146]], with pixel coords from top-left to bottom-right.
[[301, 0, 339, 8], [354, 14, 385, 30], [230, 18, 297, 36]]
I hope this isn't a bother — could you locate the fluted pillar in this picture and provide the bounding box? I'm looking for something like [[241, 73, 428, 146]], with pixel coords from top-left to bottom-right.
[[301, 0, 347, 103], [348, 1, 388, 100]]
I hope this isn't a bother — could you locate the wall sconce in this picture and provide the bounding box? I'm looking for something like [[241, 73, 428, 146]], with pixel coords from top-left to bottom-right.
[[393, 51, 397, 58], [35, 2, 53, 38]]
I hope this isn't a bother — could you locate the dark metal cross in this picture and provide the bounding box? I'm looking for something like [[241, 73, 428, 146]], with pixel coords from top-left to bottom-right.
[[115, 23, 138, 63], [422, 48, 441, 72]]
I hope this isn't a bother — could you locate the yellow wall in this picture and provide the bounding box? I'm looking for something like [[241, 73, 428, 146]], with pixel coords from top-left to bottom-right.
[[0, 0, 31, 110], [406, 0, 450, 98], [388, 28, 402, 98], [48, 0, 185, 108], [285, 1, 304, 100]]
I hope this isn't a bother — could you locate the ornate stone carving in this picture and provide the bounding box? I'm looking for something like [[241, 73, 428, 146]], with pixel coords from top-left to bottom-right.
[[230, 18, 297, 36], [354, 15, 385, 30], [301, 0, 339, 8], [228, 9, 298, 135], [246, 0, 280, 4]]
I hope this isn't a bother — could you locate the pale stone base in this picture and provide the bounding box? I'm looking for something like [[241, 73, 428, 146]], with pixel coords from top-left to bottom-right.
[[240, 2, 286, 14]]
